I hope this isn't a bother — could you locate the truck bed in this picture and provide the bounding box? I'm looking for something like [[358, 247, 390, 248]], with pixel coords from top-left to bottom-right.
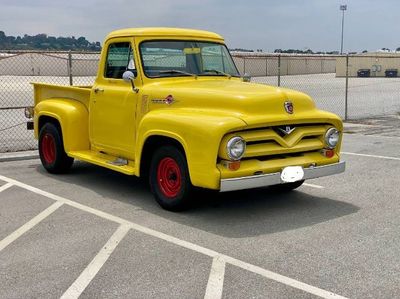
[[32, 83, 91, 109]]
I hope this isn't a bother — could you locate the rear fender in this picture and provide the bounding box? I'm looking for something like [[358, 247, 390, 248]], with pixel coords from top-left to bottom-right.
[[35, 98, 89, 152]]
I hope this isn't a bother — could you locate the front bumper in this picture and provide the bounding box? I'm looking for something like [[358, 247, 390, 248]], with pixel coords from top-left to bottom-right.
[[220, 161, 345, 192]]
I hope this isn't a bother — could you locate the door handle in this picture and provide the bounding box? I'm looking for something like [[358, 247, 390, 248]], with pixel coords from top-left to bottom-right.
[[94, 87, 104, 93]]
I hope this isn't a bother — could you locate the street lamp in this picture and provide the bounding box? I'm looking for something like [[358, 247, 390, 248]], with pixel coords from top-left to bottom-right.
[[340, 4, 347, 55]]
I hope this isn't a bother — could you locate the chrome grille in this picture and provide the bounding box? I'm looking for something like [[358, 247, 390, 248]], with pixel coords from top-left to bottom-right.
[[221, 124, 331, 160]]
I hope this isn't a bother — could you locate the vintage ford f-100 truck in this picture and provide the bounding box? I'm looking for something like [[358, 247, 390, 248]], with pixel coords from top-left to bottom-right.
[[26, 28, 345, 210]]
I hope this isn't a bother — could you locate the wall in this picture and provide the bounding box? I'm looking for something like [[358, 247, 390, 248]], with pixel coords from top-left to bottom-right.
[[232, 54, 336, 76], [336, 54, 400, 77]]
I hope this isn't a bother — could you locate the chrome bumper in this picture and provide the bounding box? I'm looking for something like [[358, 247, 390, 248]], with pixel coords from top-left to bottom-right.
[[220, 161, 345, 192]]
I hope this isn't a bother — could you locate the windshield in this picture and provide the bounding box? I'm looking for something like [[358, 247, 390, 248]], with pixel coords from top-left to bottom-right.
[[140, 40, 240, 78]]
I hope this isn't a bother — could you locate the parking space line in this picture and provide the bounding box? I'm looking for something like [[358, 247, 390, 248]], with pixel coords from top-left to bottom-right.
[[60, 224, 131, 299], [303, 183, 324, 189], [0, 201, 63, 252], [204, 256, 226, 299], [342, 152, 400, 161], [224, 256, 347, 299], [0, 175, 348, 299], [344, 133, 400, 140], [0, 182, 13, 193]]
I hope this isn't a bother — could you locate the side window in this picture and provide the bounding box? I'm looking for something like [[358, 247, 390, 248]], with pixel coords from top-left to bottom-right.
[[104, 42, 136, 79]]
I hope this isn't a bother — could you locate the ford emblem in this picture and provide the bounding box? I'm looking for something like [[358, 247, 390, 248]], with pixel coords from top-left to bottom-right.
[[284, 101, 294, 114]]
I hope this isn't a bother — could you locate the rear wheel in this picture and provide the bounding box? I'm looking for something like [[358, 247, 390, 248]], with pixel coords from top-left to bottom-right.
[[39, 123, 74, 174], [149, 146, 193, 211]]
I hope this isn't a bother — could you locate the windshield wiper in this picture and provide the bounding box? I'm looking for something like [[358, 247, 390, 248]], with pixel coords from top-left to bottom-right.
[[159, 70, 197, 78], [202, 69, 232, 78]]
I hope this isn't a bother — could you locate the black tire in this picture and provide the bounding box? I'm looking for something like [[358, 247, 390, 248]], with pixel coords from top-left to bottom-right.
[[270, 180, 305, 192], [39, 123, 74, 174], [149, 145, 193, 211]]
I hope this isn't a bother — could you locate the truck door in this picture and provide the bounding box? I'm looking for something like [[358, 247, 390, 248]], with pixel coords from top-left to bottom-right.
[[90, 40, 139, 160]]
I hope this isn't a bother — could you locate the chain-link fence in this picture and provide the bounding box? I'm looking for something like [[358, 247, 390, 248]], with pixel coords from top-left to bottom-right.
[[232, 53, 400, 120], [1, 50, 400, 153], [0, 51, 99, 152]]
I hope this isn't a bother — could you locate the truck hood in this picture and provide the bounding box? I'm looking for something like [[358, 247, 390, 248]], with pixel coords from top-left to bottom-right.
[[144, 78, 340, 127]]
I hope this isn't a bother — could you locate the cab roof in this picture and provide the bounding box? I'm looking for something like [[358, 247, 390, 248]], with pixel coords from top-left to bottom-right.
[[106, 27, 224, 41]]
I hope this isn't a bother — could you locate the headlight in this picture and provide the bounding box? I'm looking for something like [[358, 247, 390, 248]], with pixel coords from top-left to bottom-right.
[[325, 128, 340, 149], [226, 136, 246, 160]]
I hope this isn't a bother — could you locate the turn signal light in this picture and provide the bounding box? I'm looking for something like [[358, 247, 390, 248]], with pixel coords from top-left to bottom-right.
[[222, 160, 241, 171], [321, 149, 335, 158]]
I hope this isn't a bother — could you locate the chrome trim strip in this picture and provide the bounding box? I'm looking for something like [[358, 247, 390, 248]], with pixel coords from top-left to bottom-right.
[[220, 161, 345, 192]]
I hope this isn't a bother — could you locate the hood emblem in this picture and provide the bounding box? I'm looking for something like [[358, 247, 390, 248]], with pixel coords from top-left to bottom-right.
[[152, 95, 176, 105], [284, 101, 294, 114], [277, 126, 296, 136]]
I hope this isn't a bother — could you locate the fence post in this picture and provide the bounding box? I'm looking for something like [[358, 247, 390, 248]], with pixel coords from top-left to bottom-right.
[[345, 55, 349, 120], [68, 51, 73, 86], [265, 56, 268, 76], [243, 56, 246, 75], [278, 55, 281, 87]]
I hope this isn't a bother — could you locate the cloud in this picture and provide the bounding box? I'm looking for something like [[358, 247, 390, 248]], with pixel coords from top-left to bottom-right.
[[0, 0, 399, 52]]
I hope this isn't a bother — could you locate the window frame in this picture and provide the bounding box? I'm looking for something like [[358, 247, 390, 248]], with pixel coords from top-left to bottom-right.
[[138, 39, 240, 79], [104, 41, 135, 80]]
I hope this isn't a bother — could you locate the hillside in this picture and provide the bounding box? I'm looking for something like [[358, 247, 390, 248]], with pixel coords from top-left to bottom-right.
[[0, 31, 101, 51]]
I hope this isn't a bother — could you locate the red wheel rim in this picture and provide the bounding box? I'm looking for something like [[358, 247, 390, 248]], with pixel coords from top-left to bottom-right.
[[42, 133, 56, 164], [157, 157, 182, 198]]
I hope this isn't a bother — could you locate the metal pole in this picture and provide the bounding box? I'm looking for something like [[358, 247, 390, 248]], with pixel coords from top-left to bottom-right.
[[68, 51, 73, 86], [340, 5, 347, 55], [243, 56, 246, 75], [340, 10, 345, 54], [278, 55, 281, 87], [345, 55, 349, 120]]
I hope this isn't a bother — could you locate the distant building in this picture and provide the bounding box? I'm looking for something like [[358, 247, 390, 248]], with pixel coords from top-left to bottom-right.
[[336, 52, 400, 77]]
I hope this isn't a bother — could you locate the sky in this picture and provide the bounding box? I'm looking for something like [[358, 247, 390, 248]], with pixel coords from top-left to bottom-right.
[[1, 0, 399, 52]]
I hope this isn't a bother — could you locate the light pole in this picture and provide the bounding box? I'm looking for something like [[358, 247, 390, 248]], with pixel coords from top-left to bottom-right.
[[340, 4, 347, 54]]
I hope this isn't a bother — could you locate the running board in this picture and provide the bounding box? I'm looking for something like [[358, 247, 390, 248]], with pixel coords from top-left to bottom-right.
[[68, 150, 135, 175]]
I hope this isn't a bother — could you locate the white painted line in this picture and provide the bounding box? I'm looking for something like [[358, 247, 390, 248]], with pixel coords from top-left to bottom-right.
[[0, 182, 13, 193], [342, 152, 400, 161], [204, 256, 226, 299], [0, 175, 348, 299], [303, 183, 324, 189], [0, 175, 219, 257], [0, 201, 63, 252], [60, 224, 131, 299], [344, 133, 400, 140], [223, 256, 348, 299]]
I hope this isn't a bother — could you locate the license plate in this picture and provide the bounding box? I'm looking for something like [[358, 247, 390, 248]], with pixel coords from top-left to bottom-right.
[[281, 166, 304, 183]]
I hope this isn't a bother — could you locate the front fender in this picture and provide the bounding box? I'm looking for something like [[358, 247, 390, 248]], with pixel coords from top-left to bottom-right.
[[136, 109, 247, 189], [34, 98, 89, 152]]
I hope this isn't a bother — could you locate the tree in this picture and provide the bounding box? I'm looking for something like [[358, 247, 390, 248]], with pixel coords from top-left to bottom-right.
[[0, 31, 101, 50]]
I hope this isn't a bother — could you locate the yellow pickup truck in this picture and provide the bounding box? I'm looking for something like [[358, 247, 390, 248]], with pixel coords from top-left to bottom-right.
[[27, 27, 345, 210]]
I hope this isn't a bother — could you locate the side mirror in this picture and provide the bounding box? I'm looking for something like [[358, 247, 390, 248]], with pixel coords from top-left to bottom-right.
[[242, 73, 251, 82], [122, 70, 138, 92], [122, 70, 135, 82]]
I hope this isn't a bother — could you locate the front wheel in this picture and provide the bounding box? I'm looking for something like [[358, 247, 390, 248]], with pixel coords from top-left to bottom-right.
[[149, 146, 193, 211], [39, 123, 74, 174]]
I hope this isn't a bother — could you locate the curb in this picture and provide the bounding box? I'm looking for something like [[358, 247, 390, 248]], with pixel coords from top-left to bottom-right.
[[0, 150, 39, 162]]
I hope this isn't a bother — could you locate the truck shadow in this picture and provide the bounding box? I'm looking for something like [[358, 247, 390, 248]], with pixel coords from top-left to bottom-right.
[[35, 161, 359, 238]]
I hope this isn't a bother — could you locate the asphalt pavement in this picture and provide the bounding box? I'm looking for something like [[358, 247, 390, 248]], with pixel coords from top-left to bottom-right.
[[0, 130, 400, 298]]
